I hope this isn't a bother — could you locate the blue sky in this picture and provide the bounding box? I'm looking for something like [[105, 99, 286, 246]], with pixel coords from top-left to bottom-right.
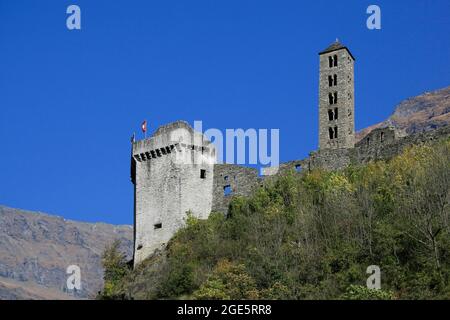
[[0, 1, 449, 225]]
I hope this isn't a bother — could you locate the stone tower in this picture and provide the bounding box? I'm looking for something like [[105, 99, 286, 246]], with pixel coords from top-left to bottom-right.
[[318, 40, 355, 150], [130, 121, 216, 266]]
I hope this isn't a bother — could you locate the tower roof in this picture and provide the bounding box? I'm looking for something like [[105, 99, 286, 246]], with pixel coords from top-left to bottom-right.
[[319, 40, 355, 61]]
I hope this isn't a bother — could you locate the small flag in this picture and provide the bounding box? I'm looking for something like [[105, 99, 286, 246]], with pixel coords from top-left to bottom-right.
[[141, 120, 147, 133]]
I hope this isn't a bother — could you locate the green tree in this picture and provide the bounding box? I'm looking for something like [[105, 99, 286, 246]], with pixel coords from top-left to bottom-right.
[[99, 240, 129, 299]]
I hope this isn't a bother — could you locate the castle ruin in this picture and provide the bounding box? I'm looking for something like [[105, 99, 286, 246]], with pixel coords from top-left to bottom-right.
[[130, 41, 450, 266]]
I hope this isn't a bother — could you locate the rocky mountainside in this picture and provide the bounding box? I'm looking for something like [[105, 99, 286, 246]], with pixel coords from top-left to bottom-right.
[[356, 86, 450, 141], [0, 205, 133, 300]]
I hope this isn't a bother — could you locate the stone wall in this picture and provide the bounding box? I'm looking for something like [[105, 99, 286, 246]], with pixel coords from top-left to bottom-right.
[[258, 125, 450, 181], [308, 148, 352, 171], [212, 164, 261, 214], [354, 125, 450, 165], [307, 125, 450, 172], [354, 127, 397, 163], [277, 159, 309, 175]]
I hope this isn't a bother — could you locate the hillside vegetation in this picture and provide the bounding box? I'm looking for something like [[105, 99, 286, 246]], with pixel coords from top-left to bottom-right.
[[100, 138, 450, 300]]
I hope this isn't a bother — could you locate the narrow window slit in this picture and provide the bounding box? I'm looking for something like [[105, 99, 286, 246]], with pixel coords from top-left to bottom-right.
[[154, 223, 162, 230]]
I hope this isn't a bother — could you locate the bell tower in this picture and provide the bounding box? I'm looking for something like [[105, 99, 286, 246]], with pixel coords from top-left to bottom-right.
[[318, 40, 355, 149]]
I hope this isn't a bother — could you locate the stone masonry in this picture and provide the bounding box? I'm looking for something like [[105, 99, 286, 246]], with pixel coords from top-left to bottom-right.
[[130, 121, 215, 266], [319, 41, 355, 150]]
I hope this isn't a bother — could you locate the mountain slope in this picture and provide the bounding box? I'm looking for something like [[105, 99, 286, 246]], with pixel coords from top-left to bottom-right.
[[357, 86, 450, 141], [0, 276, 79, 300], [0, 205, 133, 299]]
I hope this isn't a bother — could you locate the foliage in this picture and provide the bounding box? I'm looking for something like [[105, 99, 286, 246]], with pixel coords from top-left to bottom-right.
[[341, 285, 395, 300], [193, 260, 259, 300], [97, 240, 130, 299]]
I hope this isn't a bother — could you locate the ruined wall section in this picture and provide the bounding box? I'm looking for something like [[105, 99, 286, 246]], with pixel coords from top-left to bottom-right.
[[265, 126, 450, 181], [354, 127, 398, 163], [212, 164, 261, 213], [355, 125, 450, 164], [279, 160, 308, 174]]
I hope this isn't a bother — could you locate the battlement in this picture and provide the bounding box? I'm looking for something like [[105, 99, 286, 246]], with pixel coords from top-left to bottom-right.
[[133, 143, 213, 163], [133, 120, 214, 158], [153, 120, 193, 136]]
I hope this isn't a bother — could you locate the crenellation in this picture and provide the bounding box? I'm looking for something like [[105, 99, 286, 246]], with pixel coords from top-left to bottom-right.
[[132, 142, 214, 164]]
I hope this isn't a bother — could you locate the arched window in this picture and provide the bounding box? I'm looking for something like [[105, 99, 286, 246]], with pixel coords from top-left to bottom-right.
[[329, 56, 333, 68], [334, 107, 338, 120], [334, 126, 338, 139], [333, 54, 338, 67], [329, 93, 334, 105], [333, 74, 337, 86], [329, 127, 334, 140], [334, 92, 338, 103], [380, 132, 384, 142], [328, 109, 334, 121], [328, 75, 333, 87]]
